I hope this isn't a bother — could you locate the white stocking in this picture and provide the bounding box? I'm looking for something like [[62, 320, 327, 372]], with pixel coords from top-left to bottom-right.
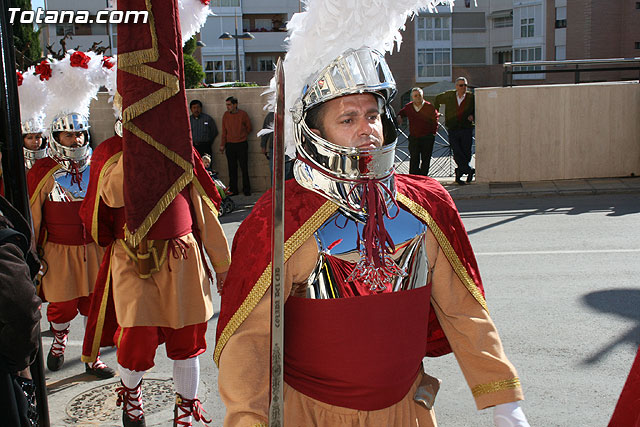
[[173, 357, 200, 423], [118, 364, 145, 419]]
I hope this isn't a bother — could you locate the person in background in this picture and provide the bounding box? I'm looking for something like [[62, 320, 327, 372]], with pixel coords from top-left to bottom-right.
[[434, 77, 475, 185], [189, 99, 218, 158], [397, 87, 438, 176], [220, 96, 252, 196]]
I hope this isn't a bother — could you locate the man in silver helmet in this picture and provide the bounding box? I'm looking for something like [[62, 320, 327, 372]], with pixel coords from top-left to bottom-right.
[[27, 111, 115, 379], [216, 47, 529, 426]]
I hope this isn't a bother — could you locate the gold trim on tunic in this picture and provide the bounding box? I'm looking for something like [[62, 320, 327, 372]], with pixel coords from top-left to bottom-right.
[[396, 193, 488, 312], [471, 377, 521, 398], [213, 201, 338, 366]]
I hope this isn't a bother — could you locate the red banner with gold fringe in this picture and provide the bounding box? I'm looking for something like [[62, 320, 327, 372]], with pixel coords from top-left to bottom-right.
[[117, 0, 194, 246]]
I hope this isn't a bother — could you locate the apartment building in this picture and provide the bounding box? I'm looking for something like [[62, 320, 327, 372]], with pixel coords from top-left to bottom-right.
[[202, 0, 298, 85], [40, 0, 116, 56]]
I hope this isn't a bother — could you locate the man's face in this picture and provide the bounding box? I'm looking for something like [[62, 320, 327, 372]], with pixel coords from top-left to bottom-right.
[[190, 104, 202, 117], [23, 133, 43, 150], [411, 90, 424, 105], [58, 131, 85, 148], [225, 101, 237, 112], [456, 79, 467, 96], [312, 93, 384, 150]]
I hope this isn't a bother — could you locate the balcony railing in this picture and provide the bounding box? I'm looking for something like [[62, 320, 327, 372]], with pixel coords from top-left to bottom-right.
[[503, 57, 640, 86]]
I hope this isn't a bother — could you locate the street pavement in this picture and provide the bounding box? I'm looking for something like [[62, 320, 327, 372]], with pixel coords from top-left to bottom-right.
[[43, 176, 640, 426]]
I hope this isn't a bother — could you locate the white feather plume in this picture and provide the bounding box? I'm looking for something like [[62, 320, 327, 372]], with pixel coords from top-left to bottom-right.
[[42, 51, 102, 129], [109, 0, 211, 46], [178, 0, 213, 44], [268, 0, 454, 157], [18, 67, 47, 131]]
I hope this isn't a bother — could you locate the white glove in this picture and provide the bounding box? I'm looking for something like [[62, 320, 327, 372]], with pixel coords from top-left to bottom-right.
[[493, 402, 530, 427]]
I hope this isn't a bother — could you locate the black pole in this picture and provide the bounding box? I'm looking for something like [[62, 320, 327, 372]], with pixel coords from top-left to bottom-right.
[[0, 5, 51, 427]]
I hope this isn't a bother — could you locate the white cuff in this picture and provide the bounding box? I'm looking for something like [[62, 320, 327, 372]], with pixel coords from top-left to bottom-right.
[[493, 402, 530, 427]]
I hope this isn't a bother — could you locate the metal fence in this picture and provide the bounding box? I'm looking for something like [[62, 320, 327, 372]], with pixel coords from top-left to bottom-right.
[[394, 124, 475, 178], [502, 57, 640, 86]]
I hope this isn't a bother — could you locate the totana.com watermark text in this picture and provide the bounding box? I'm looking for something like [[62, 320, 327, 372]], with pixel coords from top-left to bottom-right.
[[9, 8, 148, 25]]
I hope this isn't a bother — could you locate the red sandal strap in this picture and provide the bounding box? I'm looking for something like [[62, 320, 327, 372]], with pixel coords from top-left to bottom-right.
[[116, 381, 144, 421]]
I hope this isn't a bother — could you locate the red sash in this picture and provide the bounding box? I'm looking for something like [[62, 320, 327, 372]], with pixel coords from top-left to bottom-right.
[[42, 200, 92, 245], [284, 285, 431, 410]]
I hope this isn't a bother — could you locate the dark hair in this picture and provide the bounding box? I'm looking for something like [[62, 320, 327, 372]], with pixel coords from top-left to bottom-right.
[[305, 103, 327, 135], [190, 99, 203, 108], [226, 96, 238, 105]]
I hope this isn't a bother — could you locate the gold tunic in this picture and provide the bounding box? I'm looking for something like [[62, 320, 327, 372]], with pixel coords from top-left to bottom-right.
[[31, 176, 104, 303], [218, 231, 523, 426], [100, 156, 231, 328]]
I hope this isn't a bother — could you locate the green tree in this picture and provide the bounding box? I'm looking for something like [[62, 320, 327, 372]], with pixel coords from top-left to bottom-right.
[[11, 0, 42, 70], [184, 54, 205, 89], [182, 36, 205, 88], [183, 37, 197, 56]]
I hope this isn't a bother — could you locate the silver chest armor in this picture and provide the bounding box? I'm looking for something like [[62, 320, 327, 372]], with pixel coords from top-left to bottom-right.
[[301, 207, 430, 299], [48, 165, 91, 202]]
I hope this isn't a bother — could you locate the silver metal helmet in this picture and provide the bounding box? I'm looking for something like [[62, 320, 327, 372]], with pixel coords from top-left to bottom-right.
[[23, 136, 48, 170], [48, 112, 92, 173], [22, 117, 48, 170], [291, 47, 398, 217]]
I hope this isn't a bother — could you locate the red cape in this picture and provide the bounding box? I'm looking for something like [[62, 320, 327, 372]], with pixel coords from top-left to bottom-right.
[[214, 175, 487, 365], [27, 157, 60, 205], [609, 345, 640, 426]]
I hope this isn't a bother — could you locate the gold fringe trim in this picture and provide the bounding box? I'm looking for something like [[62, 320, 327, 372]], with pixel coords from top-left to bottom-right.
[[29, 164, 62, 206], [115, 0, 158, 67], [81, 250, 113, 364], [122, 121, 194, 247], [124, 122, 193, 171], [214, 200, 338, 366], [250, 424, 268, 427], [471, 377, 521, 398], [192, 177, 219, 217], [396, 193, 488, 312], [124, 171, 192, 247], [120, 67, 179, 123], [91, 152, 122, 243]]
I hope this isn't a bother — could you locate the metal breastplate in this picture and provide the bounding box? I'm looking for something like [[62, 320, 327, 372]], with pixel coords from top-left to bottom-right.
[[301, 207, 429, 299], [48, 165, 90, 202]]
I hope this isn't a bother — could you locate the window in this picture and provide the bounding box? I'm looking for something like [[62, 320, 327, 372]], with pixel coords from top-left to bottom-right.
[[520, 18, 534, 37], [636, 2, 640, 9], [417, 17, 450, 41], [204, 57, 239, 83], [517, 6, 538, 38], [417, 48, 451, 78], [493, 49, 512, 65], [555, 7, 567, 29], [555, 45, 566, 60], [56, 23, 74, 36], [635, 42, 640, 49], [493, 16, 513, 28], [451, 12, 486, 30], [211, 0, 240, 6], [513, 47, 542, 72], [254, 19, 272, 31], [257, 56, 275, 72], [452, 48, 486, 65]]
